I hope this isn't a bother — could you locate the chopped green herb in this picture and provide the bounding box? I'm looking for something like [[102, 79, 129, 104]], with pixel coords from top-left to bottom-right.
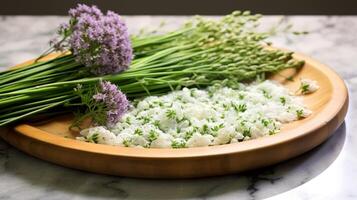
[[142, 116, 151, 124], [86, 133, 99, 143], [243, 128, 251, 137], [134, 128, 143, 136], [240, 120, 247, 127], [262, 89, 272, 99], [211, 123, 224, 132], [125, 117, 131, 125], [280, 97, 286, 105], [190, 90, 196, 97], [148, 130, 158, 142], [238, 104, 247, 112], [153, 120, 161, 128], [202, 124, 209, 134], [166, 109, 176, 119], [175, 95, 183, 101], [300, 83, 310, 94], [192, 126, 199, 132], [176, 127, 181, 133], [208, 90, 214, 97], [176, 117, 191, 125], [123, 139, 131, 147], [261, 119, 270, 127], [223, 104, 229, 111], [184, 131, 194, 140], [171, 140, 186, 148], [269, 130, 277, 135], [296, 109, 304, 118]]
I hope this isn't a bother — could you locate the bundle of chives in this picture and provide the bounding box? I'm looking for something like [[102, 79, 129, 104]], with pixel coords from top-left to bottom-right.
[[0, 9, 304, 126]]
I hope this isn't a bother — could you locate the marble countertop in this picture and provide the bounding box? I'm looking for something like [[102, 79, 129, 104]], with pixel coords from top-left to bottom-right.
[[0, 15, 356, 200]]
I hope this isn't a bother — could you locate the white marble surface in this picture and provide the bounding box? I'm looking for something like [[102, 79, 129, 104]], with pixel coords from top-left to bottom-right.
[[0, 16, 356, 200]]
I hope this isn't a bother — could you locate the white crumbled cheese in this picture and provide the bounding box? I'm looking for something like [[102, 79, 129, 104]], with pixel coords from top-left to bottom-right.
[[300, 78, 319, 94], [150, 133, 172, 148], [78, 126, 124, 146], [187, 133, 214, 147], [77, 80, 312, 148]]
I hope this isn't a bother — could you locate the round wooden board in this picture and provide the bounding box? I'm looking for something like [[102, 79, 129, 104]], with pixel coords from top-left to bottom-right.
[[0, 51, 348, 178]]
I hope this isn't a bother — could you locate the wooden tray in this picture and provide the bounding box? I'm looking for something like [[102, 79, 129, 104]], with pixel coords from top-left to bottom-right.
[[0, 51, 348, 178]]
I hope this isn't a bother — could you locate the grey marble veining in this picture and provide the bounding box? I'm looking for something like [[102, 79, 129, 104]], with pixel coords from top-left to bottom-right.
[[0, 16, 356, 200]]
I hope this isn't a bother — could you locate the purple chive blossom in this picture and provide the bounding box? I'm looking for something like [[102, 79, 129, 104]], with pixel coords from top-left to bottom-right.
[[93, 81, 129, 126], [68, 4, 103, 18], [52, 4, 133, 75]]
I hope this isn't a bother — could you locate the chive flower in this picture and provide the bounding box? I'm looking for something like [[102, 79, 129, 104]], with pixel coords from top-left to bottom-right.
[[51, 4, 133, 75], [71, 81, 130, 129], [93, 81, 130, 126]]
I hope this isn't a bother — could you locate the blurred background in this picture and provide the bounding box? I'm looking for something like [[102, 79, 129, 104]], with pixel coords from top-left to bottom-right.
[[1, 0, 357, 15]]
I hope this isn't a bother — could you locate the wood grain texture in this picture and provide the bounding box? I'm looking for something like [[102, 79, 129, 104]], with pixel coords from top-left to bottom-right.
[[0, 50, 348, 178]]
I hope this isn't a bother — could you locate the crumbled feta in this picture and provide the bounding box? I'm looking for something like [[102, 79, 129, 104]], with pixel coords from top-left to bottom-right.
[[78, 126, 124, 146], [77, 80, 312, 148], [300, 78, 319, 94]]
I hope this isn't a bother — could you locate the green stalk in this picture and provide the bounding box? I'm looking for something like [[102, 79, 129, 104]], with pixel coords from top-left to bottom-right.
[[0, 95, 72, 113], [0, 72, 79, 93], [0, 57, 76, 85], [0, 104, 55, 119], [131, 27, 193, 48], [0, 69, 79, 88], [131, 44, 195, 68], [0, 54, 72, 79], [0, 98, 76, 126]]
